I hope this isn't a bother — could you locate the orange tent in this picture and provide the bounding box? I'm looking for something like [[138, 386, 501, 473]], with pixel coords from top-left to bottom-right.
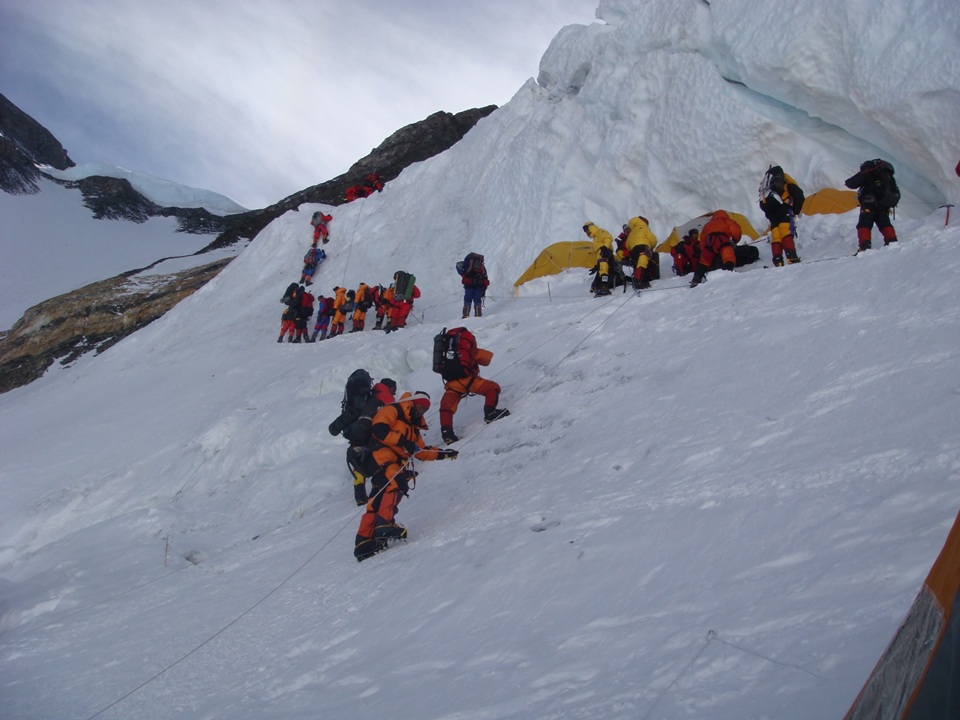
[[845, 508, 960, 719]]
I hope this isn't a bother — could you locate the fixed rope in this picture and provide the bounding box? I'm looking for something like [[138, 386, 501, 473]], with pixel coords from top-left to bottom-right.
[[84, 286, 673, 715]]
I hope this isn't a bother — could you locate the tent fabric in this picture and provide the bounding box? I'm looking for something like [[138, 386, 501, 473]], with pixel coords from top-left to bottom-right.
[[802, 188, 859, 215], [515, 191, 858, 287], [845, 508, 960, 720], [655, 212, 760, 254], [513, 241, 598, 286]]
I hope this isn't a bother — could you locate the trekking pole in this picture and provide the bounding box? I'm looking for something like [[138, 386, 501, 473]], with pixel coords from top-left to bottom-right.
[[941, 204, 954, 226]]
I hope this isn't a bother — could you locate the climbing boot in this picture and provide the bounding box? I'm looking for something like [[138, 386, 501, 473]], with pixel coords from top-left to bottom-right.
[[484, 407, 511, 424], [374, 521, 407, 540]]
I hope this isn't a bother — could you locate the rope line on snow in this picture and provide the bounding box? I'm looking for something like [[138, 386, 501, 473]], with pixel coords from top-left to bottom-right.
[[640, 630, 716, 720], [339, 195, 366, 288], [83, 508, 362, 720], [637, 627, 829, 719], [449, 290, 636, 447], [711, 631, 828, 680]]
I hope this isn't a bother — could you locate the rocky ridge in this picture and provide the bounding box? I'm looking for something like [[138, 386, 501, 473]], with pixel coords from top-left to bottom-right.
[[0, 98, 497, 392]]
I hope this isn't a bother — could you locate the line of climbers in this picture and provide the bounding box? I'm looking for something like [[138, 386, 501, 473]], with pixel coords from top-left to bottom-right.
[[584, 159, 900, 294], [327, 324, 509, 562], [301, 210, 333, 285], [277, 247, 491, 343], [278, 271, 421, 343]]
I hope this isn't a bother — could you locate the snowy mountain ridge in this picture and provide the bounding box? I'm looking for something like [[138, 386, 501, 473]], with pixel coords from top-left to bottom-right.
[[1, 0, 959, 718], [39, 162, 250, 214]]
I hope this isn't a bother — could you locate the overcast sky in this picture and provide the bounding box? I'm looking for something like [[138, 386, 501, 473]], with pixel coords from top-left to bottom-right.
[[0, 0, 598, 209]]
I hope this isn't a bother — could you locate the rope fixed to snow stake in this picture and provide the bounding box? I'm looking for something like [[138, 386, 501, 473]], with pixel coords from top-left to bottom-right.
[[640, 630, 716, 720], [639, 628, 826, 720]]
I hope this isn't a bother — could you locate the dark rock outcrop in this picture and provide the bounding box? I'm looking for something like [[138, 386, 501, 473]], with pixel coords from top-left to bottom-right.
[[0, 93, 75, 195], [0, 259, 232, 394], [203, 106, 497, 250], [0, 93, 74, 171]]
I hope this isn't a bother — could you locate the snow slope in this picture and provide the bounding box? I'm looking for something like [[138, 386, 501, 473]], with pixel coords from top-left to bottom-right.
[[1, 0, 959, 718]]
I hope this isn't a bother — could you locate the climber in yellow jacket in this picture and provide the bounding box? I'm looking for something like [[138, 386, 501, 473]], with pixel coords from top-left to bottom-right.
[[622, 216, 660, 290], [759, 165, 804, 266], [582, 222, 614, 253]]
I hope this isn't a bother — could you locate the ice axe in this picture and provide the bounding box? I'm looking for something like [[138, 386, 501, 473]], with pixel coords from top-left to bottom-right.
[[940, 203, 954, 226]]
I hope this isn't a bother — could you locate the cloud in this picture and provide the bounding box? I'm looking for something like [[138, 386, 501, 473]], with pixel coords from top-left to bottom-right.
[[0, 0, 597, 208]]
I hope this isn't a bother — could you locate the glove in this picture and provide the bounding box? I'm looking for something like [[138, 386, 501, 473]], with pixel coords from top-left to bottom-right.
[[437, 448, 459, 460], [399, 437, 418, 454]]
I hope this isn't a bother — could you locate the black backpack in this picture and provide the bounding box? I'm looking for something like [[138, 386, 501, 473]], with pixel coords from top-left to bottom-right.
[[762, 165, 786, 196], [432, 327, 476, 381], [787, 182, 805, 215], [328, 369, 373, 437], [282, 282, 300, 304], [861, 159, 900, 208]]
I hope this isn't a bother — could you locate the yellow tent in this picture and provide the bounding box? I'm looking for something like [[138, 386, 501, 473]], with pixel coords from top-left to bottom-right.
[[655, 212, 760, 253], [513, 241, 598, 286], [802, 188, 859, 215]]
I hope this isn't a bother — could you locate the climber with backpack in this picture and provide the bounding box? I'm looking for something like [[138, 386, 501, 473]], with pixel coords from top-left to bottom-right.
[[310, 211, 332, 246], [278, 283, 301, 343], [354, 391, 458, 561], [294, 287, 315, 342], [671, 229, 701, 277], [373, 284, 390, 330], [301, 247, 326, 286], [329, 286, 348, 338], [432, 326, 509, 444], [328, 371, 397, 505], [350, 282, 371, 333], [310, 294, 332, 342], [457, 253, 490, 318], [759, 165, 805, 266], [385, 271, 419, 332], [845, 159, 901, 252], [621, 215, 660, 290]]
